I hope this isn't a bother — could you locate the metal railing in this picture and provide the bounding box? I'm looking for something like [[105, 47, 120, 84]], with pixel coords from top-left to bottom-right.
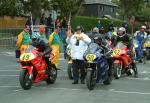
[[0, 28, 23, 49], [0, 26, 67, 53]]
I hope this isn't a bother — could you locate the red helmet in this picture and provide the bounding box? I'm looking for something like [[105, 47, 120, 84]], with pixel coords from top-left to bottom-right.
[[39, 27, 45, 33]]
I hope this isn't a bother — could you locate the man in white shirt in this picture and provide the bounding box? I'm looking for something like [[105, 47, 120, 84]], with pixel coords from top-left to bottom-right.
[[66, 26, 91, 84]]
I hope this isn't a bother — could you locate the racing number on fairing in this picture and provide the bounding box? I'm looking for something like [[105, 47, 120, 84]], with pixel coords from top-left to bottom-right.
[[86, 54, 96, 62], [144, 42, 150, 47], [113, 49, 121, 56], [23, 54, 30, 61]]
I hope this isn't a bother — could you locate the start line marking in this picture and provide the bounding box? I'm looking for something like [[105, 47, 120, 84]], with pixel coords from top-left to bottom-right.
[[0, 86, 150, 95]]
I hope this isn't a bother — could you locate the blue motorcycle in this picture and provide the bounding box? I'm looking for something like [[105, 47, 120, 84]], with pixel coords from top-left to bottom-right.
[[84, 43, 112, 90]]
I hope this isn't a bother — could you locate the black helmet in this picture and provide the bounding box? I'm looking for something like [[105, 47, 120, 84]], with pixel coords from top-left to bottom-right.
[[93, 35, 103, 45]]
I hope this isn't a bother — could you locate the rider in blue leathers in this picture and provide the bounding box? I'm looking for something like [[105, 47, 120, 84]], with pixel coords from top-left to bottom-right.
[[134, 26, 147, 62]]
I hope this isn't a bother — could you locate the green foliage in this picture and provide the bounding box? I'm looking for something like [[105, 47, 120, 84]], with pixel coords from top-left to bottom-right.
[[0, 0, 51, 17], [51, 0, 84, 17], [71, 16, 142, 33], [0, 0, 22, 16], [112, 0, 145, 20], [20, 0, 51, 17]]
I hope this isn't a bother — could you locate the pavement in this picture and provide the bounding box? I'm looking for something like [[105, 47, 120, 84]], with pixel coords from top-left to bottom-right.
[[0, 49, 150, 103]]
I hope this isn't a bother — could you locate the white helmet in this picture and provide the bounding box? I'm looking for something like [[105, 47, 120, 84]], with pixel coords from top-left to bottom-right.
[[118, 27, 126, 32], [93, 27, 99, 32], [118, 27, 126, 36], [141, 25, 146, 29]]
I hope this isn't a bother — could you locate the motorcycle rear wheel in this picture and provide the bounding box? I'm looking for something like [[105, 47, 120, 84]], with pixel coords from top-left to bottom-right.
[[103, 67, 112, 85], [46, 66, 57, 84]]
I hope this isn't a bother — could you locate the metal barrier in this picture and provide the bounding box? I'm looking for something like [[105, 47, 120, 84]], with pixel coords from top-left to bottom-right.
[[0, 28, 23, 49], [0, 26, 67, 53]]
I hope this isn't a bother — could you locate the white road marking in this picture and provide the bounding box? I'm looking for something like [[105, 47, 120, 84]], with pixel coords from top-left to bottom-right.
[[13, 89, 22, 92], [0, 70, 20, 72], [109, 89, 150, 95], [126, 77, 150, 81], [0, 75, 19, 77], [0, 65, 19, 67], [0, 86, 150, 95], [140, 71, 150, 74], [51, 87, 81, 91], [0, 86, 19, 88]]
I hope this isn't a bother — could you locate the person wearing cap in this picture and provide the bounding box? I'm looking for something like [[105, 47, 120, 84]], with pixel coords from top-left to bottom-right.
[[48, 27, 61, 69], [134, 26, 147, 44], [66, 26, 91, 84], [17, 25, 31, 55], [39, 26, 47, 40], [134, 26, 147, 62]]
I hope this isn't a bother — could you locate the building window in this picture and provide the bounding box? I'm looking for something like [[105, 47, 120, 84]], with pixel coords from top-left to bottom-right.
[[99, 5, 104, 12], [111, 7, 114, 12]]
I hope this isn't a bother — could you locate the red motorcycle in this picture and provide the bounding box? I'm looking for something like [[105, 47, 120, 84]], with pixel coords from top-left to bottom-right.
[[112, 42, 138, 79], [19, 45, 57, 90]]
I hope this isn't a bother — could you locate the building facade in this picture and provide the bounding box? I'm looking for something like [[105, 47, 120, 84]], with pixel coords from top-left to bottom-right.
[[80, 0, 117, 18]]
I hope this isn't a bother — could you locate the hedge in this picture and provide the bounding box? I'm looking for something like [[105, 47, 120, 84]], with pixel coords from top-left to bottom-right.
[[71, 16, 142, 34]]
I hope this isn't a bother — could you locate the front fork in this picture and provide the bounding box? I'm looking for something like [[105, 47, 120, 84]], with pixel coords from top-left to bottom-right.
[[22, 66, 33, 80]]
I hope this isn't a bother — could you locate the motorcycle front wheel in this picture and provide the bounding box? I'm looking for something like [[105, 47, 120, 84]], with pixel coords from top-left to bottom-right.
[[113, 63, 122, 79], [67, 64, 73, 80], [19, 69, 32, 90], [86, 69, 96, 90]]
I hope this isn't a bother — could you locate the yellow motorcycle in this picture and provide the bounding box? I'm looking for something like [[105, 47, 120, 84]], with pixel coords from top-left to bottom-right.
[[66, 47, 73, 80], [143, 36, 150, 61]]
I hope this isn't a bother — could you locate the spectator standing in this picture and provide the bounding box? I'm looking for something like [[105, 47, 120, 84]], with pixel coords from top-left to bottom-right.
[[39, 26, 47, 40], [48, 27, 61, 69], [40, 13, 47, 25], [108, 21, 114, 31], [66, 26, 91, 84], [46, 14, 53, 37], [96, 20, 103, 31], [17, 25, 31, 55]]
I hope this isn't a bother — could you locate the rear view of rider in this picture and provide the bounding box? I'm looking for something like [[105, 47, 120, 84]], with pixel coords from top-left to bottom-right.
[[112, 27, 132, 68], [31, 32, 52, 72]]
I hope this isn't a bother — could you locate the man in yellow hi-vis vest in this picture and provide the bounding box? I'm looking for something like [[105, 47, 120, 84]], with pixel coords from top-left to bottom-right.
[[17, 25, 31, 55], [49, 27, 61, 69]]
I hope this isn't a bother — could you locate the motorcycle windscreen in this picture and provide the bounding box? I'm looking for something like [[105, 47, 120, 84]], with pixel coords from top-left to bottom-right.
[[84, 43, 102, 62], [115, 42, 127, 49], [84, 43, 102, 55], [26, 45, 36, 53], [20, 45, 36, 61]]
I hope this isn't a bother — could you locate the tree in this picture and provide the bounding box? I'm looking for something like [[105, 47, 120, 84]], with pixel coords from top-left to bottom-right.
[[0, 0, 22, 16], [112, 0, 145, 20], [20, 0, 52, 17], [51, 0, 84, 18]]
